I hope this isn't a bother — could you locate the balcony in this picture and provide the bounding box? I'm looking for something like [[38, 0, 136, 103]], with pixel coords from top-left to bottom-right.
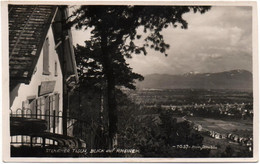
[[10, 108, 86, 157]]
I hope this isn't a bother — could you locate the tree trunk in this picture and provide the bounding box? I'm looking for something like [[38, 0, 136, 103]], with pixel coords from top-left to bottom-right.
[[100, 32, 118, 149]]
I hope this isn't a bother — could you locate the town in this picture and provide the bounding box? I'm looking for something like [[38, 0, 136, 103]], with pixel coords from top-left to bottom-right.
[[127, 88, 253, 156]]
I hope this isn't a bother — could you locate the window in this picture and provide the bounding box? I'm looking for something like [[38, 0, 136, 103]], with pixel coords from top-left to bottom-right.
[[55, 61, 58, 76], [27, 96, 36, 118], [36, 94, 60, 133], [43, 37, 50, 75], [10, 93, 61, 147]]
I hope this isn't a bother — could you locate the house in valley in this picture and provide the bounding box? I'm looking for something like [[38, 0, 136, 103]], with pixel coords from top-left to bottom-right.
[[9, 5, 85, 156], [193, 124, 202, 132]]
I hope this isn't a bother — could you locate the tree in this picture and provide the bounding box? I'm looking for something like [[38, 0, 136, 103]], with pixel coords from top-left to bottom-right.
[[72, 41, 144, 149], [69, 5, 211, 148], [74, 41, 144, 90], [223, 145, 234, 157]]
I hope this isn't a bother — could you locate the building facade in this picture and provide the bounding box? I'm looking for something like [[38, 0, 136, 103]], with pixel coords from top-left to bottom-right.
[[9, 5, 84, 156]]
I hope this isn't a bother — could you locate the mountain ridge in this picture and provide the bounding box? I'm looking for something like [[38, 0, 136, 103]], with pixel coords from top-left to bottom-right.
[[136, 69, 253, 91]]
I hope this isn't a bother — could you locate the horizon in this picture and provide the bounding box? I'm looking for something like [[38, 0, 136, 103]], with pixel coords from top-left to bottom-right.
[[142, 68, 252, 76]]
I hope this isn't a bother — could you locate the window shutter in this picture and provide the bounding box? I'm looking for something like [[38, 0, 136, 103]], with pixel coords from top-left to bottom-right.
[[55, 61, 58, 76], [44, 96, 50, 131], [55, 94, 60, 126], [30, 99, 36, 118], [37, 98, 43, 119], [50, 95, 54, 129], [43, 37, 50, 75]]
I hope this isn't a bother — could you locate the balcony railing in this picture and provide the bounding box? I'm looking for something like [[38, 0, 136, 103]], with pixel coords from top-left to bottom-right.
[[10, 108, 86, 150]]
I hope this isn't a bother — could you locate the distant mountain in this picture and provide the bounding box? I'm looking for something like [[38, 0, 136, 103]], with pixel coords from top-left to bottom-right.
[[136, 70, 253, 91]]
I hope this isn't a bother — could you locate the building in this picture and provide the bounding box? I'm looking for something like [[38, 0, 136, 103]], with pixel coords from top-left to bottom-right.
[[9, 5, 85, 156], [193, 124, 202, 132]]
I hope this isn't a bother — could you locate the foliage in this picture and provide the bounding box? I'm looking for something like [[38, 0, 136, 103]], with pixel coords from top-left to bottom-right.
[[69, 86, 106, 149], [222, 145, 234, 157], [74, 42, 144, 90], [69, 6, 211, 58], [69, 5, 211, 147], [117, 94, 209, 157]]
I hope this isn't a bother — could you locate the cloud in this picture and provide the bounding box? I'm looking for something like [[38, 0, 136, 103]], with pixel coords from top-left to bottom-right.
[[70, 6, 252, 75], [127, 6, 252, 75]]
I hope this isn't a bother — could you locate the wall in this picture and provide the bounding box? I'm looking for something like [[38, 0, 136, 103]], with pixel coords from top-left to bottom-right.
[[10, 25, 63, 134]]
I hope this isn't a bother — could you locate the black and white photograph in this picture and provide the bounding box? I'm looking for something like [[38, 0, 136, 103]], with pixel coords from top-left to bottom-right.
[[2, 1, 258, 162]]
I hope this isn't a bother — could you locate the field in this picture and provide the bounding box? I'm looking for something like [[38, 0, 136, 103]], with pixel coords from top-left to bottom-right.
[[184, 116, 253, 157], [187, 116, 253, 137], [127, 89, 253, 105]]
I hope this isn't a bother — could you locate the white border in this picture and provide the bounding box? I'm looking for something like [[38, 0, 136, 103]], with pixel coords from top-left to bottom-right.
[[2, 1, 258, 163]]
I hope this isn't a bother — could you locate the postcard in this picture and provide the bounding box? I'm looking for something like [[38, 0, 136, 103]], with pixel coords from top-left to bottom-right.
[[2, 1, 258, 162]]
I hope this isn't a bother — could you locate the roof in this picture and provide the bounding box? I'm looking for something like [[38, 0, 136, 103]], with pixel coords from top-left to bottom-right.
[[9, 5, 78, 89], [9, 5, 57, 83]]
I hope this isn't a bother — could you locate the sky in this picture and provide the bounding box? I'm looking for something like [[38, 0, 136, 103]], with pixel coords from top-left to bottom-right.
[[71, 6, 252, 75]]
